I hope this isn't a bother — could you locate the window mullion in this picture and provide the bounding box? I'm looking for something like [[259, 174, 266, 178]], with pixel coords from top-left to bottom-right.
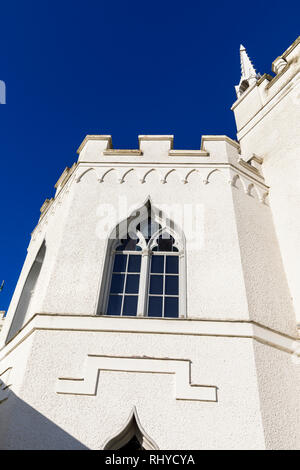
[[162, 255, 166, 317], [120, 254, 128, 316], [137, 249, 150, 317]]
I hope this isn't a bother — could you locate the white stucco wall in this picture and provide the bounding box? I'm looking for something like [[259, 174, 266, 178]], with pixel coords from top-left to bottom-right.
[[0, 322, 266, 449]]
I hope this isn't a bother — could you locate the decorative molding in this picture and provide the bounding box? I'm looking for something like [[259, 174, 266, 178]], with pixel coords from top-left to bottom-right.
[[272, 57, 288, 75], [238, 157, 260, 176], [56, 355, 218, 402], [75, 164, 268, 203], [1, 314, 299, 361]]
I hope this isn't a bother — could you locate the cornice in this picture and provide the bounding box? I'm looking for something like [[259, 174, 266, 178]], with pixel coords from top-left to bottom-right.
[[75, 161, 267, 191]]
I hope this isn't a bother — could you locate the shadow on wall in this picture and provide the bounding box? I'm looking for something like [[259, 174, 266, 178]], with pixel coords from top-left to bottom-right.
[[0, 381, 88, 450], [6, 241, 46, 343]]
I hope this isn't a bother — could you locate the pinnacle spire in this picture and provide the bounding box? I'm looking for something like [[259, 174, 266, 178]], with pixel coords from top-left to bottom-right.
[[239, 44, 257, 81], [235, 44, 259, 98]]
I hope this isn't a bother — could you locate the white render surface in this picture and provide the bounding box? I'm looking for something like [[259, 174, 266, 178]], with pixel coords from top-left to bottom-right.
[[1, 37, 300, 450]]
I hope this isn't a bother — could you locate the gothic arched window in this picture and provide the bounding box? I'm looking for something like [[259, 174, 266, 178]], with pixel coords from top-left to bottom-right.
[[98, 202, 185, 318], [106, 235, 142, 317]]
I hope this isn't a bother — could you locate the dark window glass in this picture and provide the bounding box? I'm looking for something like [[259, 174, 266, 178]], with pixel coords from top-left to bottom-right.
[[164, 297, 179, 318], [123, 296, 138, 316], [110, 274, 125, 293], [166, 256, 179, 274], [125, 274, 140, 294], [158, 236, 173, 252], [113, 254, 127, 273], [148, 297, 163, 317], [149, 275, 163, 294], [154, 233, 178, 252], [151, 255, 164, 273], [107, 295, 122, 315], [119, 435, 144, 451], [116, 237, 139, 251], [128, 255, 141, 273], [165, 276, 179, 295]]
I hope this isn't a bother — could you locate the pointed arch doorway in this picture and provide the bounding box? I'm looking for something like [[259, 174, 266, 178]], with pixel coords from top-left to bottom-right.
[[103, 408, 158, 450]]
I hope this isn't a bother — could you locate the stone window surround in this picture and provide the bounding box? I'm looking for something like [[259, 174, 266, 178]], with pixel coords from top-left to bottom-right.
[[97, 202, 186, 319]]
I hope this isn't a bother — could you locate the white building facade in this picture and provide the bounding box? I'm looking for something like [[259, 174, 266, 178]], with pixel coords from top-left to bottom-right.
[[1, 37, 300, 450]]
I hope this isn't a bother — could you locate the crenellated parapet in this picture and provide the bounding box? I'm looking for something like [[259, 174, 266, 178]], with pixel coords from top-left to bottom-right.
[[31, 134, 269, 241], [75, 134, 268, 198]]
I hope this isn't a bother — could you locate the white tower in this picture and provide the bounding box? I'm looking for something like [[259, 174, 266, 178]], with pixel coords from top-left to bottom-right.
[[0, 39, 300, 450]]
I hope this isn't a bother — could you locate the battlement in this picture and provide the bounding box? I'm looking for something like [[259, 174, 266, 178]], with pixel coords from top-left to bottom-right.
[[34, 132, 268, 241], [76, 134, 241, 164]]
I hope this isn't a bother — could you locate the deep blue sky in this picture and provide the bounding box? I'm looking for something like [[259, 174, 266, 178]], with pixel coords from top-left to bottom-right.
[[0, 0, 299, 311]]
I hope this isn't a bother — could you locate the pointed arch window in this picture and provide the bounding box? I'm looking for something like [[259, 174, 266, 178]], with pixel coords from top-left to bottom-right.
[[106, 236, 142, 317], [98, 202, 186, 318]]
